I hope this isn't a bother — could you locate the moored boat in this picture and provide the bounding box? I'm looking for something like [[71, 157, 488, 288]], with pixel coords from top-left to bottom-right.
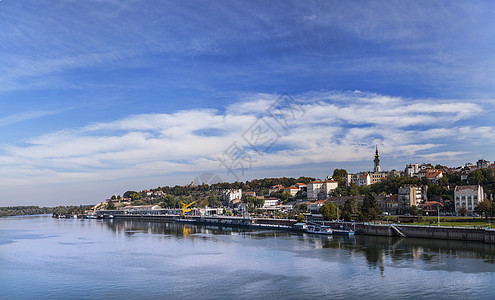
[[305, 225, 333, 235], [332, 225, 355, 235]]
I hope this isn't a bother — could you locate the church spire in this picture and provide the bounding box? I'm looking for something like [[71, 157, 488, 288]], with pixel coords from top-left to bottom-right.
[[374, 145, 380, 172]]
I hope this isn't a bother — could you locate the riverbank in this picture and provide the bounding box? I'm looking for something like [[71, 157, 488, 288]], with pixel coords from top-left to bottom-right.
[[111, 214, 495, 244]]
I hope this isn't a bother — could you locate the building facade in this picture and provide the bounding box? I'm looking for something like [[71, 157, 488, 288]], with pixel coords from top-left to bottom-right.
[[306, 180, 338, 200], [454, 185, 484, 215], [223, 189, 242, 203], [398, 185, 427, 214]]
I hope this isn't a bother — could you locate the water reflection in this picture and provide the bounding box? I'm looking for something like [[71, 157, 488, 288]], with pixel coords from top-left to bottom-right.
[[3, 216, 495, 299], [104, 219, 495, 272]]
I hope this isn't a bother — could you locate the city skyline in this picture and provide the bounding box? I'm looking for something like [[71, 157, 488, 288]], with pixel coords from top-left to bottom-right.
[[1, 1, 495, 206]]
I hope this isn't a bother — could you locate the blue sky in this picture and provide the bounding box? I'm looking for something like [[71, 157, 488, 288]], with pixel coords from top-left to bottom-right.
[[1, 0, 495, 206]]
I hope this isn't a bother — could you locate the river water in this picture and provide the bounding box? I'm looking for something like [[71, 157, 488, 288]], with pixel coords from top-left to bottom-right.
[[1, 215, 495, 299]]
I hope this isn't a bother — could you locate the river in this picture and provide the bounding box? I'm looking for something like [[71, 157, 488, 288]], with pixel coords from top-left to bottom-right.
[[1, 215, 494, 299]]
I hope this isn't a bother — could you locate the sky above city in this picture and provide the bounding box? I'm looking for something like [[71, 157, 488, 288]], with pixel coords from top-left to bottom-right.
[[1, 0, 495, 206]]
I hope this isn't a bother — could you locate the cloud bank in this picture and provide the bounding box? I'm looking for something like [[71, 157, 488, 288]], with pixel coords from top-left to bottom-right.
[[0, 91, 490, 188]]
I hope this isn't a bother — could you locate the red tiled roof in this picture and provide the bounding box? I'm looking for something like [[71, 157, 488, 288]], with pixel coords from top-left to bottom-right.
[[422, 201, 444, 209], [387, 195, 398, 201], [455, 185, 480, 191]]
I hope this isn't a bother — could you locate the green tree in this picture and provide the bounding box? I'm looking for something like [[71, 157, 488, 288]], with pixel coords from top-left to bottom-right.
[[332, 169, 348, 184], [207, 193, 221, 207], [246, 196, 264, 208], [341, 210, 352, 221], [475, 198, 492, 219], [270, 190, 292, 203], [297, 213, 305, 223], [106, 202, 116, 210], [359, 193, 380, 221], [343, 198, 357, 214], [320, 202, 338, 220], [458, 206, 468, 216], [123, 191, 138, 198], [409, 205, 421, 216]]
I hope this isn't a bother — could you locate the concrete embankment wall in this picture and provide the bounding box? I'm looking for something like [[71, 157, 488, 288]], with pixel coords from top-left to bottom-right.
[[321, 222, 395, 237], [114, 214, 183, 222], [254, 218, 297, 226], [320, 221, 495, 243], [396, 225, 495, 244]]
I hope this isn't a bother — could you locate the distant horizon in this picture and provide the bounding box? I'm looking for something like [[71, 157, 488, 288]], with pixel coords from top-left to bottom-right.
[[5, 154, 492, 208]]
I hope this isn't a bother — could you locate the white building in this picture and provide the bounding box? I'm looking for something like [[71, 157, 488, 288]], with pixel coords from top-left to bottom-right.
[[477, 159, 490, 169], [405, 163, 419, 177], [223, 189, 242, 203], [263, 198, 280, 207], [417, 169, 443, 183], [284, 186, 300, 197], [454, 185, 484, 215], [306, 200, 327, 213], [307, 180, 338, 200]]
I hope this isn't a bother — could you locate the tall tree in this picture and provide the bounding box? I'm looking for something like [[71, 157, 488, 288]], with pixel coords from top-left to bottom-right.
[[475, 198, 492, 219], [359, 193, 380, 221], [332, 169, 348, 184], [320, 202, 338, 220]]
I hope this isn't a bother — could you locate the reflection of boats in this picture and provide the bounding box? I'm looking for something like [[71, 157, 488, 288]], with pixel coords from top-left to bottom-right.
[[306, 225, 333, 235]]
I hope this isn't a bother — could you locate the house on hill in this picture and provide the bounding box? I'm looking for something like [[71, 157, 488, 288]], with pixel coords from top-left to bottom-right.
[[454, 185, 484, 215], [307, 180, 338, 200]]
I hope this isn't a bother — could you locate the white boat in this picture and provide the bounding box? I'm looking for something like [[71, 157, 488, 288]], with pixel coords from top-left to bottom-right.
[[305, 225, 333, 235], [332, 225, 355, 236]]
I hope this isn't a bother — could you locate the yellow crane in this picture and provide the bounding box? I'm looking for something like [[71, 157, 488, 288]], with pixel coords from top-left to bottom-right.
[[181, 201, 195, 217]]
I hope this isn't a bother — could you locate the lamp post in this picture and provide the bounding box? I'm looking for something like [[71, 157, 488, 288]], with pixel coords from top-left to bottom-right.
[[437, 205, 440, 227]]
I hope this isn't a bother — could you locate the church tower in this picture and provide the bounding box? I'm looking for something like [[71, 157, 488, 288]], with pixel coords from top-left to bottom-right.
[[374, 145, 380, 172]]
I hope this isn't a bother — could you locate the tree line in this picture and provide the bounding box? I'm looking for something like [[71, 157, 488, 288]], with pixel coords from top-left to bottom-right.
[[0, 206, 53, 217]]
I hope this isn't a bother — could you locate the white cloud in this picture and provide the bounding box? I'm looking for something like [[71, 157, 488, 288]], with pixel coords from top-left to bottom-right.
[[0, 91, 489, 191]]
